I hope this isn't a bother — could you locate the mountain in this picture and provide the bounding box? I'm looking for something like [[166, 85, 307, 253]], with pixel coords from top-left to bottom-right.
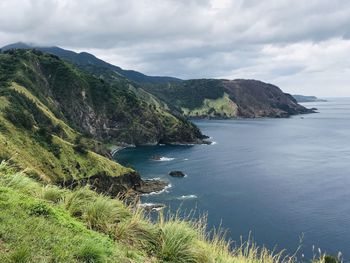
[[143, 79, 315, 118], [293, 94, 327, 103], [1, 42, 182, 84], [2, 42, 314, 120], [0, 49, 205, 195]]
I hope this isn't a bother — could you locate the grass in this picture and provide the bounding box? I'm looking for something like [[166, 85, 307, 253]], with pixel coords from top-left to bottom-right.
[[0, 161, 145, 262], [0, 110, 133, 183], [0, 160, 335, 263], [181, 93, 238, 118]]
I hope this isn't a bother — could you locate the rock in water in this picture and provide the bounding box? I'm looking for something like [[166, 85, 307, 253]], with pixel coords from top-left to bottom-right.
[[169, 171, 186, 177], [139, 203, 166, 212], [135, 179, 169, 194]]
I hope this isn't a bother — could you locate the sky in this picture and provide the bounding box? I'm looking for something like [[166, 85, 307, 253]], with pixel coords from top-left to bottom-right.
[[0, 0, 350, 97]]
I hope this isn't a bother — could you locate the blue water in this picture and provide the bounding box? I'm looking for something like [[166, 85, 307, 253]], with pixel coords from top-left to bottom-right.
[[115, 99, 350, 259]]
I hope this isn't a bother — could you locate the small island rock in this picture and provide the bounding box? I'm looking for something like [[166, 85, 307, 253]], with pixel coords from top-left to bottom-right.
[[169, 171, 186, 177]]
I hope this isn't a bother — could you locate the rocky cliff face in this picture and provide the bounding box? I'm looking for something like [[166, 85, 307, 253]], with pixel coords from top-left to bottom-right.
[[223, 79, 314, 118], [1, 49, 206, 146]]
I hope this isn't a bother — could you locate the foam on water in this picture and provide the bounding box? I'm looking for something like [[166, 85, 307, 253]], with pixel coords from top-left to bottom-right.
[[141, 183, 172, 196], [138, 203, 165, 211], [159, 157, 175, 161], [177, 194, 198, 200], [152, 156, 175, 161]]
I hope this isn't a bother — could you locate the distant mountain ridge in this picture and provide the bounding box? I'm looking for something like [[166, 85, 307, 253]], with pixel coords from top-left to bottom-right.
[[1, 42, 314, 119], [293, 94, 327, 103], [1, 42, 182, 84], [142, 79, 315, 118]]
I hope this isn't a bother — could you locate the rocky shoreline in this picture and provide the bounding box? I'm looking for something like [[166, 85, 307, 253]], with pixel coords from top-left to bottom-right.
[[135, 178, 170, 194]]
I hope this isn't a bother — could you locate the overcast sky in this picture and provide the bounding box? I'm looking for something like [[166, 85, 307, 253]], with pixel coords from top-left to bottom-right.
[[1, 0, 350, 96]]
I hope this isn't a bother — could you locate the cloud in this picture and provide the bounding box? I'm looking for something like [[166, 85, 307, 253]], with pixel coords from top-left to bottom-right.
[[0, 0, 350, 96]]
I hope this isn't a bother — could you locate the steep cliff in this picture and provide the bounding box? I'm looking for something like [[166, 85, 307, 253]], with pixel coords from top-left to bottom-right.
[[0, 49, 204, 193]]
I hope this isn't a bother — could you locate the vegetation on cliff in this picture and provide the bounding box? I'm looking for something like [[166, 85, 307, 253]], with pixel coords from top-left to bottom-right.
[[143, 79, 314, 119], [0, 49, 205, 145], [1, 42, 182, 85], [2, 43, 314, 121], [0, 49, 205, 192]]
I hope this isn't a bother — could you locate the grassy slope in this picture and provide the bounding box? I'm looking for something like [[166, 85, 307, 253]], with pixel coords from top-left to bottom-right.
[[0, 161, 331, 263], [0, 50, 204, 145], [0, 83, 132, 183], [181, 93, 238, 118], [0, 163, 143, 263], [143, 79, 225, 114], [0, 51, 134, 183], [0, 49, 203, 183]]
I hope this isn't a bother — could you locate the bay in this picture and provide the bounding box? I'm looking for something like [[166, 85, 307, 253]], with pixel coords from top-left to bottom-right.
[[115, 98, 350, 259]]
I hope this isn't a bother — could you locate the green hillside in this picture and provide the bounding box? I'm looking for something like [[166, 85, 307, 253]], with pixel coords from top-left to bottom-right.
[[1, 42, 182, 84], [1, 44, 314, 120], [143, 79, 314, 118], [0, 161, 331, 263], [0, 49, 206, 187]]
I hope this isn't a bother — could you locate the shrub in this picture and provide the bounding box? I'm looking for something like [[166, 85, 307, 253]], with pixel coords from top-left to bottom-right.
[[48, 143, 61, 158], [158, 221, 201, 263], [0, 172, 39, 195], [9, 246, 31, 263], [41, 186, 65, 203], [115, 209, 160, 252], [28, 202, 52, 216], [0, 122, 7, 133], [74, 136, 88, 155], [51, 124, 66, 138], [75, 242, 107, 263], [83, 196, 119, 232], [4, 107, 34, 130], [36, 126, 53, 144], [35, 127, 61, 158], [63, 187, 96, 217], [83, 195, 129, 233]]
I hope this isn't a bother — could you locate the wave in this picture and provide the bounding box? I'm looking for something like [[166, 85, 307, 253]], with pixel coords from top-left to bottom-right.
[[159, 157, 175, 161], [184, 158, 189, 161], [141, 183, 172, 196], [138, 203, 165, 211], [210, 141, 217, 145], [177, 194, 198, 200], [151, 156, 175, 161], [110, 144, 136, 157]]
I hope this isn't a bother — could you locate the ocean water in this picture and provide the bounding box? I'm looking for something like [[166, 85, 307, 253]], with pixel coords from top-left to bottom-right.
[[115, 98, 350, 259]]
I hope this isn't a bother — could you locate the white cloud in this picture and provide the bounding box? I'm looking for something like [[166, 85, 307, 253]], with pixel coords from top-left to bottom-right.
[[0, 0, 350, 96]]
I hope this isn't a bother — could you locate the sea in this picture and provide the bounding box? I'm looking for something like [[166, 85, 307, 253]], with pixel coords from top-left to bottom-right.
[[115, 98, 350, 260]]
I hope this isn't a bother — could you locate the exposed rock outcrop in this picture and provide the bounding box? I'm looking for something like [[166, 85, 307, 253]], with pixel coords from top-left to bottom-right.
[[59, 172, 169, 200], [169, 171, 186, 177]]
